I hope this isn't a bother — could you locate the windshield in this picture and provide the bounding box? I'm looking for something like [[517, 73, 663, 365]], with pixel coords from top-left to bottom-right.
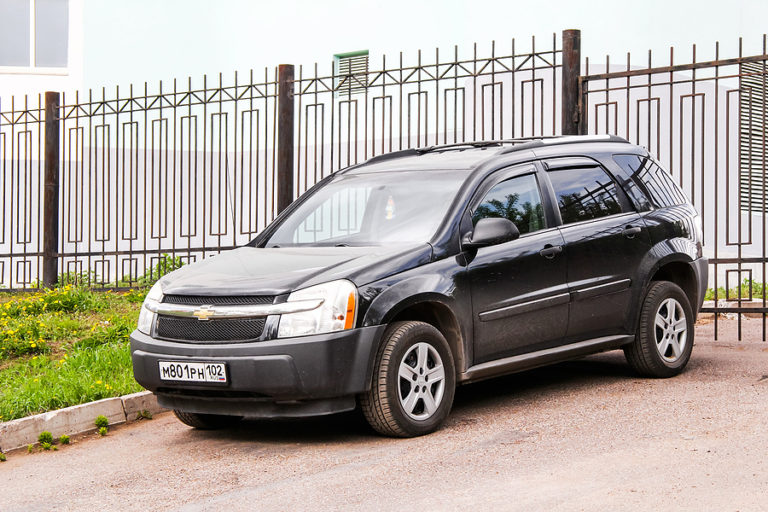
[[265, 171, 465, 246]]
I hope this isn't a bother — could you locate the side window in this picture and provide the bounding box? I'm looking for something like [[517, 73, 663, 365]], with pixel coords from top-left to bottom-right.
[[548, 166, 623, 224], [472, 173, 546, 235], [613, 154, 687, 208]]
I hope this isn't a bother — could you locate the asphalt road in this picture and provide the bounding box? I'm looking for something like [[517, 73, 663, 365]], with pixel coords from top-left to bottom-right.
[[2, 317, 768, 512]]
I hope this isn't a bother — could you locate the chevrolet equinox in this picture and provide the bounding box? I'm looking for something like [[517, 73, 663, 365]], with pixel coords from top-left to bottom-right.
[[130, 135, 708, 437]]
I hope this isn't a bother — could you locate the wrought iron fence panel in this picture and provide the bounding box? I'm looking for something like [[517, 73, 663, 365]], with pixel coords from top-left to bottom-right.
[[582, 36, 768, 340], [0, 95, 45, 289], [293, 36, 562, 195]]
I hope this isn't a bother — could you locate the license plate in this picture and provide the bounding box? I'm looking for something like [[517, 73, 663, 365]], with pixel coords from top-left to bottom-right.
[[158, 361, 227, 383]]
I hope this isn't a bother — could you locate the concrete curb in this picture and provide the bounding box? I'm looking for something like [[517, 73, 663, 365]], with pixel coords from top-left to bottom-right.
[[0, 391, 167, 453]]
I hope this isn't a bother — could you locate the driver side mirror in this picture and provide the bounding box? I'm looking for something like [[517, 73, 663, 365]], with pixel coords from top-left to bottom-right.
[[462, 217, 520, 250]]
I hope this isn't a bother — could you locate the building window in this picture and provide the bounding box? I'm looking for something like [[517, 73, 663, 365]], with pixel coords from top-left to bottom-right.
[[334, 50, 369, 97], [0, 0, 69, 69]]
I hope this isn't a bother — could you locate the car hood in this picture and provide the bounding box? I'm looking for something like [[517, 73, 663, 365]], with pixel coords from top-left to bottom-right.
[[159, 244, 433, 296]]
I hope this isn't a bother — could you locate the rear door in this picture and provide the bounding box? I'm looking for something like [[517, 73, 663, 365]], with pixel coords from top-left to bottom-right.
[[543, 157, 653, 340], [466, 163, 569, 364]]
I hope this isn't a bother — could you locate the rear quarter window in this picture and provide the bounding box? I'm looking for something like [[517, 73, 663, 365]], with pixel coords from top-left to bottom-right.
[[613, 154, 688, 208]]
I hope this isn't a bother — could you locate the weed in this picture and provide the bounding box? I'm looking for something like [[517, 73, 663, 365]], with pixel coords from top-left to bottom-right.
[[41, 442, 52, 451], [27, 444, 34, 453], [57, 270, 100, 288], [59, 434, 70, 445], [122, 289, 147, 303], [98, 426, 108, 436], [74, 316, 134, 350], [94, 415, 109, 429], [137, 254, 184, 287], [136, 409, 153, 420], [38, 431, 53, 444], [0, 452, 6, 462]]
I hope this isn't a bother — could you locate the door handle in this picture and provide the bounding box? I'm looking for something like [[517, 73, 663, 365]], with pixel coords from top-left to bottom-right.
[[621, 225, 642, 239], [539, 244, 563, 259]]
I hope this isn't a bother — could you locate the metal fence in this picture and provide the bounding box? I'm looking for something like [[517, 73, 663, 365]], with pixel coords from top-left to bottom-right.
[[581, 36, 768, 339], [0, 35, 563, 290], [1, 30, 768, 338]]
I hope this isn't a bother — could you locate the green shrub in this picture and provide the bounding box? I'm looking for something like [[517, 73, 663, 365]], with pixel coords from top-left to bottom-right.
[[0, 452, 6, 462], [59, 434, 70, 445], [705, 279, 766, 301], [58, 270, 100, 288], [98, 426, 108, 436], [94, 415, 109, 429], [41, 442, 52, 450], [38, 431, 53, 444]]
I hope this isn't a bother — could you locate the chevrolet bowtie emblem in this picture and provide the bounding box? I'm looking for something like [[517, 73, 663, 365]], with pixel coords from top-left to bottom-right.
[[193, 306, 215, 321]]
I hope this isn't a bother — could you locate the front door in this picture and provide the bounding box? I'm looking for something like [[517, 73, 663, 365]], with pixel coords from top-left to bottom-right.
[[466, 168, 569, 364]]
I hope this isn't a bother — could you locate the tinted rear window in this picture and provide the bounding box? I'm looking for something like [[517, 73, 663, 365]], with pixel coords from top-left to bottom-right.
[[613, 154, 687, 208], [548, 166, 623, 224]]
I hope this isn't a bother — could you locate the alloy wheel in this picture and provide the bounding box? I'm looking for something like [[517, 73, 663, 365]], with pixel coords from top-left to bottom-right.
[[654, 297, 687, 363], [398, 342, 446, 420]]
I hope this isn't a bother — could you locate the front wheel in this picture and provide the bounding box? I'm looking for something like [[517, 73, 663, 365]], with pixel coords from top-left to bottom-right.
[[624, 281, 694, 378], [173, 410, 243, 430], [361, 321, 456, 437]]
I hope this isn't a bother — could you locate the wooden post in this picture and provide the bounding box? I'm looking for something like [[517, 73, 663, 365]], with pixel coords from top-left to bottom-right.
[[562, 29, 583, 135], [277, 64, 295, 214]]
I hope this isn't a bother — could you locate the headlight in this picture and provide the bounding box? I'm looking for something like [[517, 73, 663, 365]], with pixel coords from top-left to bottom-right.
[[137, 281, 163, 335], [277, 279, 357, 338]]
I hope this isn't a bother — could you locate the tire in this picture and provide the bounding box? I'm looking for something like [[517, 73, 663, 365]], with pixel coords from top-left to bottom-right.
[[360, 321, 456, 437], [624, 281, 694, 378], [173, 410, 243, 430]]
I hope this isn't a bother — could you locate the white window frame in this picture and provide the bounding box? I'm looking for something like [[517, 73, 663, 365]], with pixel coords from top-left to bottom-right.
[[0, 0, 69, 76]]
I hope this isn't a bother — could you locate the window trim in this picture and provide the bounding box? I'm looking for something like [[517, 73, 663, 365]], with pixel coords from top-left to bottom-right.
[[466, 163, 550, 238], [543, 161, 633, 227], [0, 0, 69, 74]]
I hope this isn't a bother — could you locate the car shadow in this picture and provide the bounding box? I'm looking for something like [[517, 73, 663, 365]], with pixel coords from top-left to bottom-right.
[[177, 350, 667, 445]]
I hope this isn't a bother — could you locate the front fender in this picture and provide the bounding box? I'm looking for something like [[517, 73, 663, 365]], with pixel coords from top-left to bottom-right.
[[358, 256, 473, 370]]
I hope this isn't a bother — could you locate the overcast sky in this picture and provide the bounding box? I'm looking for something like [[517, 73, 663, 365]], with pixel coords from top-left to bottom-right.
[[83, 0, 768, 87]]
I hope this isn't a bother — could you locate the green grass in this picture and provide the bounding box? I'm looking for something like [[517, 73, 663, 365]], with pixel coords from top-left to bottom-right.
[[0, 287, 144, 422], [0, 257, 183, 422]]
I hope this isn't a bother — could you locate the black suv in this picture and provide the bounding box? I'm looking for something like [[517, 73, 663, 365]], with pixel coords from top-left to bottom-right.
[[130, 135, 707, 437]]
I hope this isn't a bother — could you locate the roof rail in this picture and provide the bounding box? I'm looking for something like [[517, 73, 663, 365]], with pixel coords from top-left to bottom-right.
[[364, 148, 424, 164], [499, 134, 629, 154], [362, 135, 630, 165]]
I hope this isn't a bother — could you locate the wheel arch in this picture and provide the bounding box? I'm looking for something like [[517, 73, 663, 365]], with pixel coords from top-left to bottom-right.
[[647, 258, 699, 316], [382, 298, 467, 378]]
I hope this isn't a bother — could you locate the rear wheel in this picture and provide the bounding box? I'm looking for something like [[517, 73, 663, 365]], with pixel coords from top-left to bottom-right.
[[173, 410, 243, 430], [624, 281, 694, 378], [361, 321, 456, 437]]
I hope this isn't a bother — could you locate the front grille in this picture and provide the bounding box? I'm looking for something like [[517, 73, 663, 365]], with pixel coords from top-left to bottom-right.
[[155, 316, 266, 343], [162, 295, 275, 306]]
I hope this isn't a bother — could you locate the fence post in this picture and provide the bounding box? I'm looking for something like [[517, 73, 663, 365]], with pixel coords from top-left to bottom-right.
[[562, 29, 583, 135], [277, 64, 295, 214], [43, 91, 60, 288]]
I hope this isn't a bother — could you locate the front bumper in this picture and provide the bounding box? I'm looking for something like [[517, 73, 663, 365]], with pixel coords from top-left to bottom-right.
[[130, 325, 386, 417]]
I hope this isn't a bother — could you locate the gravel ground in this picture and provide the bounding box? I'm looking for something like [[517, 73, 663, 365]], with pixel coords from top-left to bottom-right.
[[2, 317, 767, 512]]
